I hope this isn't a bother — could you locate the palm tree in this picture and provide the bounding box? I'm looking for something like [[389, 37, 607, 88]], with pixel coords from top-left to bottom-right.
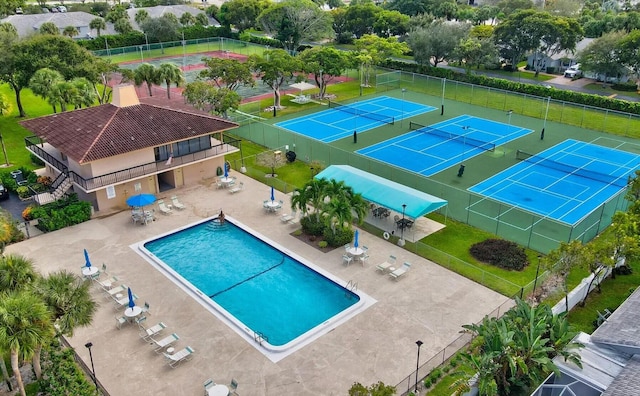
[[29, 68, 64, 113], [0, 254, 38, 292], [62, 26, 79, 38], [0, 290, 53, 396], [70, 77, 97, 109], [291, 178, 329, 221], [180, 13, 195, 26], [157, 63, 185, 99], [39, 22, 59, 35], [49, 81, 78, 112], [133, 63, 161, 97], [135, 10, 150, 25], [89, 18, 106, 37]]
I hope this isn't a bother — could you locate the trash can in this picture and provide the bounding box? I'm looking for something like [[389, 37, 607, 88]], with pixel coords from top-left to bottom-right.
[[11, 170, 23, 183]]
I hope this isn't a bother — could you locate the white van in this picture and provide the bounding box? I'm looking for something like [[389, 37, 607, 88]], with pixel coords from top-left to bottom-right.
[[564, 64, 582, 78]]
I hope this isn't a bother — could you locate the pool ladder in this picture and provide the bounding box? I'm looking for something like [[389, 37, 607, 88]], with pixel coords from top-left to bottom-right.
[[346, 280, 358, 298], [254, 331, 268, 346], [207, 220, 227, 231]]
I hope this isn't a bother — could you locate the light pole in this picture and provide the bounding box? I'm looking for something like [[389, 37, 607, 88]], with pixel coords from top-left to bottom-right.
[[506, 109, 513, 131], [144, 33, 149, 51], [415, 340, 424, 393], [182, 32, 186, 70], [532, 255, 542, 298], [541, 96, 550, 140], [441, 78, 446, 115], [138, 45, 144, 62], [398, 203, 407, 247], [84, 342, 98, 393]]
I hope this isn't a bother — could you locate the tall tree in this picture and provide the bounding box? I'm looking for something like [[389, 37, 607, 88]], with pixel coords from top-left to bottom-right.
[[0, 291, 53, 396], [218, 0, 269, 32], [0, 1, 26, 17], [194, 13, 209, 26], [89, 18, 106, 37], [354, 34, 408, 85], [140, 15, 181, 54], [133, 63, 161, 96], [134, 9, 150, 25], [49, 81, 78, 112], [183, 82, 241, 117], [373, 9, 410, 38], [545, 240, 586, 313], [342, 2, 380, 39], [157, 63, 185, 99], [248, 49, 301, 108], [408, 20, 470, 67], [617, 29, 640, 82], [0, 254, 38, 292], [114, 18, 134, 34], [257, 0, 334, 53], [179, 12, 195, 26], [105, 5, 129, 23], [578, 30, 627, 83], [29, 68, 65, 113], [197, 57, 254, 91], [298, 46, 351, 98], [70, 77, 97, 109]]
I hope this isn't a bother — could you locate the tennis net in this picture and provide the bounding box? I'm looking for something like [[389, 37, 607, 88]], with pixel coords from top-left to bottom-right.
[[516, 150, 628, 188], [409, 122, 495, 152], [328, 101, 394, 125]]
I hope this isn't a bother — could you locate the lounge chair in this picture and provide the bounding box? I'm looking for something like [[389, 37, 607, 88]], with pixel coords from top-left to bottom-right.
[[342, 254, 353, 266], [229, 181, 244, 194], [280, 209, 296, 223], [104, 284, 127, 299], [288, 211, 301, 225], [95, 276, 119, 291], [171, 196, 186, 210], [389, 262, 411, 280], [164, 346, 194, 368], [138, 318, 167, 341], [113, 293, 137, 309], [204, 379, 216, 394], [157, 200, 172, 215], [150, 333, 179, 352], [376, 255, 397, 273]]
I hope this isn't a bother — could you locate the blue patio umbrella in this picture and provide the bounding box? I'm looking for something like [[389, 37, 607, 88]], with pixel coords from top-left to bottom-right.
[[354, 230, 359, 248], [126, 193, 156, 208], [224, 164, 228, 178], [127, 287, 135, 309], [270, 186, 275, 202], [83, 249, 91, 268]]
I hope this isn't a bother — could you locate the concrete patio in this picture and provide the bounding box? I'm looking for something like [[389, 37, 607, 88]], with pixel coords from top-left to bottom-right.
[[6, 173, 510, 395]]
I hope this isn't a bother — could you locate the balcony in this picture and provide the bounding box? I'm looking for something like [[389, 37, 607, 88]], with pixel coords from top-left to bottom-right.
[[25, 135, 241, 192]]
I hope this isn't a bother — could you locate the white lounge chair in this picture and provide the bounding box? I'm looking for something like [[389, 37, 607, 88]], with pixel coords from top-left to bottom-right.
[[171, 196, 186, 210], [389, 262, 411, 280], [164, 346, 194, 367], [113, 293, 137, 309], [138, 318, 167, 341], [280, 209, 296, 223], [288, 211, 301, 225], [157, 200, 172, 215], [95, 276, 119, 291], [376, 255, 397, 272], [150, 333, 179, 352], [229, 181, 244, 194], [104, 284, 127, 299]]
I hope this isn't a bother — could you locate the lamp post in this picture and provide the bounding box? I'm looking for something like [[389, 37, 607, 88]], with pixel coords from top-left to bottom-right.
[[415, 340, 424, 393], [84, 342, 98, 393], [441, 78, 446, 115], [506, 109, 513, 131], [401, 88, 406, 126], [398, 203, 406, 247], [182, 32, 186, 70], [310, 167, 315, 179], [138, 45, 144, 62], [144, 33, 149, 51], [541, 96, 550, 140], [532, 255, 542, 298]]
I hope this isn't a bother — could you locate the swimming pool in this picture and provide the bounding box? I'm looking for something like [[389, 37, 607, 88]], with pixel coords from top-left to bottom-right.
[[136, 217, 374, 361]]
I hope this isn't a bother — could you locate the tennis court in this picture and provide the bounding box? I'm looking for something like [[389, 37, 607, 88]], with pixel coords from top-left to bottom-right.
[[274, 96, 435, 143], [357, 115, 533, 177], [468, 139, 640, 224]]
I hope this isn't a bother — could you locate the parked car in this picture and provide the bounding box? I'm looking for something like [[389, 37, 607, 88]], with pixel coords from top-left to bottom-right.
[[0, 184, 9, 200], [564, 64, 582, 78], [15, 7, 23, 14], [56, 5, 67, 12]]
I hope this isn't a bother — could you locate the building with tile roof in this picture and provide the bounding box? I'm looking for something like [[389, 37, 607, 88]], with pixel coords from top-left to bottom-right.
[[20, 84, 239, 213]]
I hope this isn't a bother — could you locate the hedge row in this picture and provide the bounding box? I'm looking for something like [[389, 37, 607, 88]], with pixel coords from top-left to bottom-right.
[[381, 59, 640, 115]]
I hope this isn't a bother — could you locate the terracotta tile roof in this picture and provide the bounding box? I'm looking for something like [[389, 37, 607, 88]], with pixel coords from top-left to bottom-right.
[[20, 103, 238, 164]]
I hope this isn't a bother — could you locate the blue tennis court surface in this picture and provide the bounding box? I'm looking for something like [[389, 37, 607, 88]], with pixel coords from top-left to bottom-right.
[[469, 139, 640, 224], [357, 115, 533, 176], [275, 96, 435, 143]]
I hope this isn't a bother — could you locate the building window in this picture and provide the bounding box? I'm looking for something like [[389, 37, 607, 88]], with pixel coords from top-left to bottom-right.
[[106, 185, 116, 199], [154, 136, 212, 161]]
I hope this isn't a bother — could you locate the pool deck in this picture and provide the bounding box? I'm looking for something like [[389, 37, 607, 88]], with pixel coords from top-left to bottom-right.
[[6, 174, 511, 396]]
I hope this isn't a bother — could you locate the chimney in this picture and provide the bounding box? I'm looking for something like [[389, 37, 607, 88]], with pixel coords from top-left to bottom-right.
[[111, 84, 140, 107]]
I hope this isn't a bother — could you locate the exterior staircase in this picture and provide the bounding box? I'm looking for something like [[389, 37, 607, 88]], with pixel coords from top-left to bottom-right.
[[35, 175, 73, 205]]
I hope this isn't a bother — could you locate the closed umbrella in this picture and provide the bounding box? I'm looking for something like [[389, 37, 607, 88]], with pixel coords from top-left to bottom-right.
[[270, 186, 275, 202], [127, 287, 135, 309], [354, 230, 359, 248], [224, 164, 228, 178], [83, 249, 91, 268]]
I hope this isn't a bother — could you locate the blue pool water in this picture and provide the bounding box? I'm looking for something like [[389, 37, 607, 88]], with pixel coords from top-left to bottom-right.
[[142, 219, 360, 348]]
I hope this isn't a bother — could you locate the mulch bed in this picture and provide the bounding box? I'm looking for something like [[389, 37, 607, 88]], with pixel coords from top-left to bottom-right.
[[290, 231, 338, 253]]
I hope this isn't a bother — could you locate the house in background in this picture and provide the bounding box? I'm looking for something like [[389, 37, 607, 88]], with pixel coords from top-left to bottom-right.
[[526, 38, 594, 75], [20, 84, 239, 214], [126, 5, 220, 31], [0, 12, 114, 39]]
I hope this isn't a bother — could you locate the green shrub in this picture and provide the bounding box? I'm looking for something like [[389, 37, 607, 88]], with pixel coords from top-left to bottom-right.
[[40, 344, 96, 396], [30, 194, 92, 232], [31, 153, 45, 167], [323, 226, 354, 247], [432, 369, 442, 379], [470, 238, 528, 271], [292, 229, 303, 236], [423, 378, 432, 388], [318, 240, 328, 248], [612, 81, 637, 91], [301, 215, 325, 236], [16, 186, 31, 199]]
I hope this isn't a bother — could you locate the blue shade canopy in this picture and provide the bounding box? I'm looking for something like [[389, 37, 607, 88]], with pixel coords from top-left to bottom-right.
[[127, 287, 135, 309], [83, 249, 91, 268], [270, 186, 275, 202], [314, 165, 448, 219], [126, 193, 156, 207], [354, 230, 359, 248]]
